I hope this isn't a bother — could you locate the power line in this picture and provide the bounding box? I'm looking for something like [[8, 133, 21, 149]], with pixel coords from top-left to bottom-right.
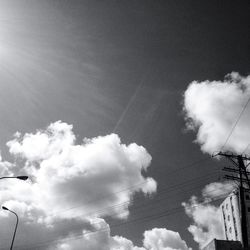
[[48, 169, 218, 220], [0, 157, 213, 247], [10, 193, 227, 250], [0, 167, 220, 243], [0, 172, 223, 249], [46, 157, 211, 217], [221, 96, 250, 151], [0, 171, 221, 248], [38, 171, 220, 227]]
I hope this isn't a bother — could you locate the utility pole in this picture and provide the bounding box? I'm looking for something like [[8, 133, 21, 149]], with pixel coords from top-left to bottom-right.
[[216, 152, 250, 249]]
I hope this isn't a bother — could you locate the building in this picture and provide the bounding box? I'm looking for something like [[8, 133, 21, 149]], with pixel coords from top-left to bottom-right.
[[220, 188, 250, 247], [220, 190, 242, 242], [202, 239, 242, 250]]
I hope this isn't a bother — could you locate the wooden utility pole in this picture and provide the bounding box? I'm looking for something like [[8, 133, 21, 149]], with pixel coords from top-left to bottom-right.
[[216, 152, 250, 249]]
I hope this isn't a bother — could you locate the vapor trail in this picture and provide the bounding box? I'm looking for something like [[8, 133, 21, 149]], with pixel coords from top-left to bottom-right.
[[112, 78, 145, 133]]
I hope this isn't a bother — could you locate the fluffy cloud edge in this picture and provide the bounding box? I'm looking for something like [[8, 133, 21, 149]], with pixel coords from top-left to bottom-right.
[[183, 72, 250, 154], [54, 224, 191, 250], [182, 180, 234, 249]]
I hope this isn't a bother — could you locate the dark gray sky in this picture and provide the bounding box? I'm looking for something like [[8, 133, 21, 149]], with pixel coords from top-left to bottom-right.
[[0, 0, 249, 249]]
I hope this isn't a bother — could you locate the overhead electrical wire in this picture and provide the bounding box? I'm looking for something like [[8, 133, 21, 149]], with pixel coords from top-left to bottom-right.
[[14, 196, 226, 250], [40, 171, 220, 227], [9, 193, 228, 250], [0, 174, 220, 247], [0, 160, 220, 245], [44, 170, 219, 224], [221, 96, 250, 151], [0, 172, 226, 249], [47, 156, 212, 217], [1, 3, 246, 248], [0, 148, 216, 247]]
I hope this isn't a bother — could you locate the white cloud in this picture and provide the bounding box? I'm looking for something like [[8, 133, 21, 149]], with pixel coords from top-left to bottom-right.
[[183, 72, 250, 154], [0, 121, 191, 250], [182, 194, 224, 248], [55, 224, 191, 250], [54, 219, 111, 250], [202, 181, 235, 200], [0, 151, 13, 176], [7, 121, 75, 162], [111, 235, 145, 250], [0, 121, 157, 249], [182, 72, 250, 248], [5, 121, 156, 220], [143, 228, 191, 250]]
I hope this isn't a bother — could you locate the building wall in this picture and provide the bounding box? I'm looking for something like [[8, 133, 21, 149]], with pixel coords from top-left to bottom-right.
[[202, 239, 242, 250], [215, 239, 242, 250], [220, 191, 242, 242], [220, 188, 250, 246]]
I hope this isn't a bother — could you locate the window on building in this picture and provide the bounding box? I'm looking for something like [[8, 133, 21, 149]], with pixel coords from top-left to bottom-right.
[[233, 217, 236, 223], [227, 215, 230, 221], [246, 194, 250, 200], [229, 227, 232, 233], [226, 204, 228, 210]]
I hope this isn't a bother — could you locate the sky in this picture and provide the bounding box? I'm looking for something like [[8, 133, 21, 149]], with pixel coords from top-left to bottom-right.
[[0, 0, 249, 249]]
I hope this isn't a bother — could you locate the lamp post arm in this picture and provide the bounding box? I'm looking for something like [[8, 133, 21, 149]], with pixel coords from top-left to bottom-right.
[[0, 176, 28, 181], [0, 177, 14, 180]]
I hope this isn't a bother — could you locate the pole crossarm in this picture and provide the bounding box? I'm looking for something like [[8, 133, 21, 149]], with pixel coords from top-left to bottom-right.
[[216, 152, 250, 161], [223, 167, 250, 175], [216, 152, 250, 248], [224, 175, 249, 183]]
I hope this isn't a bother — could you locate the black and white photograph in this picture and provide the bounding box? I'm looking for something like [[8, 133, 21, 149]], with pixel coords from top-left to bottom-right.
[[0, 1, 249, 249]]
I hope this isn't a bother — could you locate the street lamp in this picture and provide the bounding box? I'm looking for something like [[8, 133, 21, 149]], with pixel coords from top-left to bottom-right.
[[0, 176, 28, 249], [2, 206, 19, 250], [0, 176, 28, 181]]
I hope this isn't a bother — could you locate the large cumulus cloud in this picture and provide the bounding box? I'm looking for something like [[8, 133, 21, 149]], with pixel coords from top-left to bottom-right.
[[0, 121, 192, 249], [5, 121, 156, 220], [183, 72, 250, 154], [0, 121, 158, 249]]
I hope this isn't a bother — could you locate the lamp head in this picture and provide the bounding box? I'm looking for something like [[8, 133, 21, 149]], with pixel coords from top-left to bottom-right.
[[16, 176, 28, 181], [2, 206, 9, 211]]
